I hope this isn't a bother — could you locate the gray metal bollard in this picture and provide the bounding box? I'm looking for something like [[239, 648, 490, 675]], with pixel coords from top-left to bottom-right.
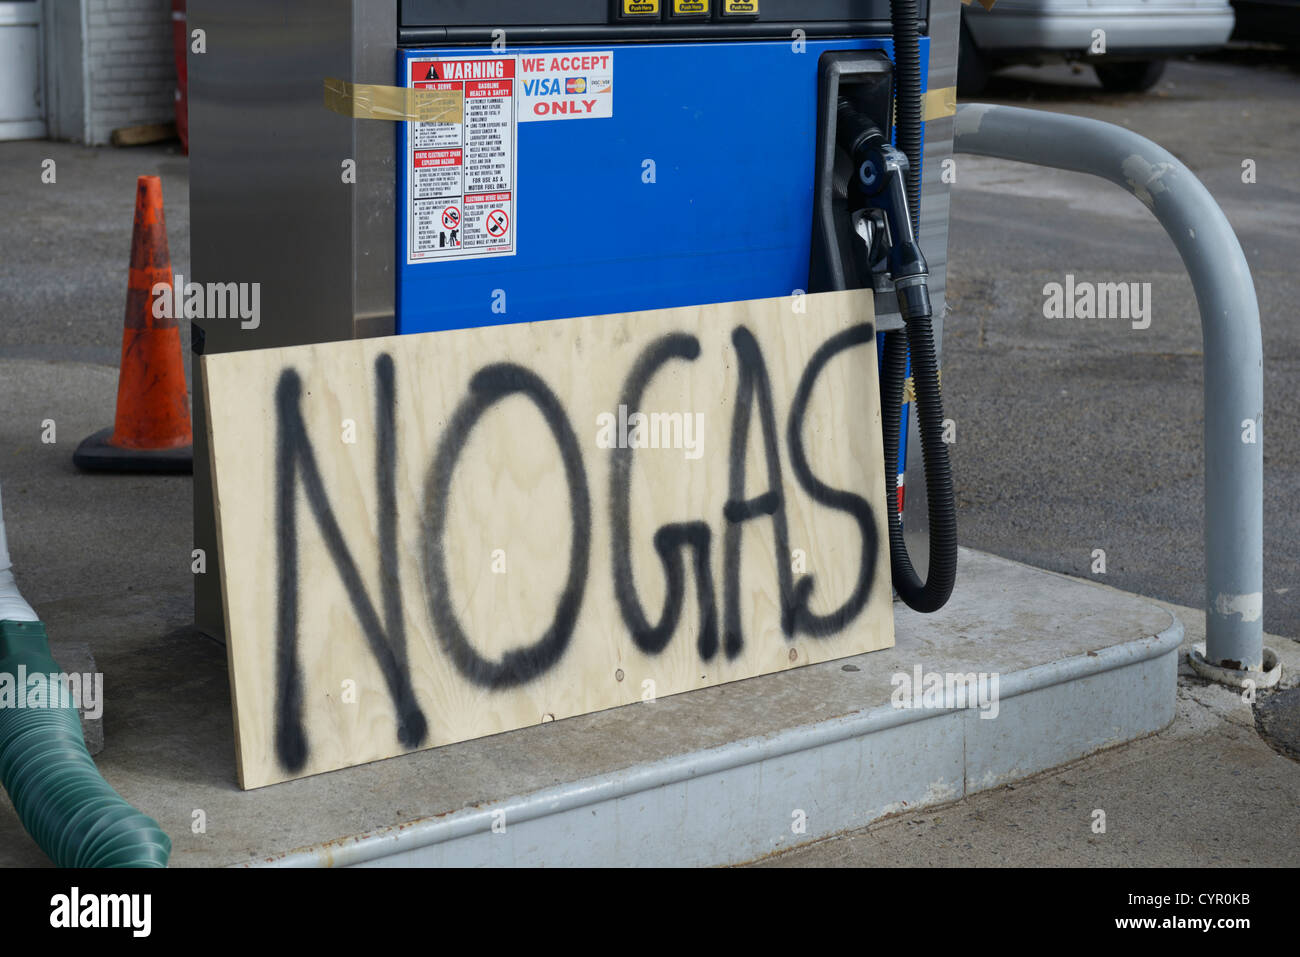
[[953, 103, 1264, 672]]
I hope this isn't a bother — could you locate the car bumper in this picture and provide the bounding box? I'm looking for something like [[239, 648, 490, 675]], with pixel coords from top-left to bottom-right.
[[967, 9, 1235, 53]]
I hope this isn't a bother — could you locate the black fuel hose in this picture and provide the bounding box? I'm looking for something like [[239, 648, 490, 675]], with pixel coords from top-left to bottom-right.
[[890, 0, 924, 234], [880, 307, 956, 612], [881, 0, 958, 612]]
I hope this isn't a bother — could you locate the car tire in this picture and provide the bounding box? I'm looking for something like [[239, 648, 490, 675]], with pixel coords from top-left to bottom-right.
[[957, 22, 990, 96], [1094, 60, 1167, 93]]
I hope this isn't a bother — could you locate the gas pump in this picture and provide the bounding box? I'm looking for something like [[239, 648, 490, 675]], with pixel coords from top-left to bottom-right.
[[189, 0, 962, 638], [395, 0, 956, 613]]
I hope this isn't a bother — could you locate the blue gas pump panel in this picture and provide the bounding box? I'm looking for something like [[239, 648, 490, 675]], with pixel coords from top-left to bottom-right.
[[396, 37, 927, 334]]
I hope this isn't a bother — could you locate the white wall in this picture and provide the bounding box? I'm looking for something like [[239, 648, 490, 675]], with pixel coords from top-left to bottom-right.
[[83, 0, 175, 145], [42, 0, 175, 145]]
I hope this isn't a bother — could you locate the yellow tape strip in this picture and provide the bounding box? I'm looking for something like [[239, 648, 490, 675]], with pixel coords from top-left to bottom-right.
[[324, 75, 952, 125], [892, 85, 957, 128], [902, 370, 943, 406], [923, 86, 957, 121], [323, 78, 464, 123]]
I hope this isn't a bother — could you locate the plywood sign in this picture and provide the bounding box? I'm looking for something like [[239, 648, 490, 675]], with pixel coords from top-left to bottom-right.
[[203, 291, 893, 789]]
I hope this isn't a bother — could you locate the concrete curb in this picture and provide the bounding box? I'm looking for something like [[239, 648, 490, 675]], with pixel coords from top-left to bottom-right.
[[252, 611, 1183, 868]]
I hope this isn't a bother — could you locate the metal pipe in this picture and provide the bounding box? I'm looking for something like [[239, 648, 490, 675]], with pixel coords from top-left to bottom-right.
[[953, 104, 1264, 671]]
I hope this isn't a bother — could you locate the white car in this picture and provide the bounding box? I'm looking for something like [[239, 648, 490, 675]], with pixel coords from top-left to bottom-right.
[[959, 0, 1236, 93]]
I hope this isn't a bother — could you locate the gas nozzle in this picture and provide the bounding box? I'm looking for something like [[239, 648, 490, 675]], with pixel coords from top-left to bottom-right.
[[835, 83, 955, 615], [836, 96, 931, 323]]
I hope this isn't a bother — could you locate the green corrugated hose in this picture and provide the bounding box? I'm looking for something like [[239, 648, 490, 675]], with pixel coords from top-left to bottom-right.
[[0, 619, 170, 867]]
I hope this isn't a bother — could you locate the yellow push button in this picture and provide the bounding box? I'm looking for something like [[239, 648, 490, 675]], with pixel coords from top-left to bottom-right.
[[620, 0, 661, 18], [672, 0, 710, 16], [720, 0, 759, 16]]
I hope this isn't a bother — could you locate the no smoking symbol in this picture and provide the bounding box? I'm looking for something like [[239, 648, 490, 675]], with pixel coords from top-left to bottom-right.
[[485, 210, 509, 238], [442, 206, 460, 230]]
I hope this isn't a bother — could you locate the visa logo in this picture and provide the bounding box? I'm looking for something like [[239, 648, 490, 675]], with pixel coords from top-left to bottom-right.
[[566, 77, 587, 94], [523, 78, 570, 96]]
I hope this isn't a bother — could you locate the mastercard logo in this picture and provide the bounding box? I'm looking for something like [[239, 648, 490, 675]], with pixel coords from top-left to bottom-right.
[[566, 77, 587, 94]]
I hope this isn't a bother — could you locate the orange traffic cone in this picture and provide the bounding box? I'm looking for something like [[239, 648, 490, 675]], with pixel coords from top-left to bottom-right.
[[74, 176, 192, 473]]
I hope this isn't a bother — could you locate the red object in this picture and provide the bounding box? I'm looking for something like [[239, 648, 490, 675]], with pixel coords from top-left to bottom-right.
[[111, 177, 192, 451], [172, 0, 188, 154], [73, 177, 192, 473]]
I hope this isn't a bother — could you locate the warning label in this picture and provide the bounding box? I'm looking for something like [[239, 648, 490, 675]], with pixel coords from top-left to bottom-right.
[[408, 58, 517, 263]]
